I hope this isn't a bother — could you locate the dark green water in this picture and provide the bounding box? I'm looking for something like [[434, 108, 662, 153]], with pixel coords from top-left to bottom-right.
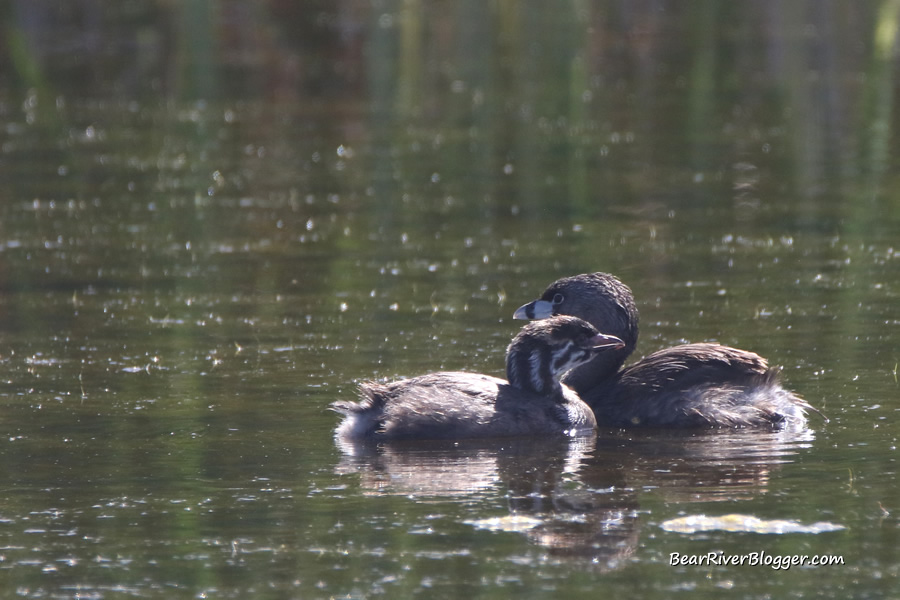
[[2, 2, 899, 598]]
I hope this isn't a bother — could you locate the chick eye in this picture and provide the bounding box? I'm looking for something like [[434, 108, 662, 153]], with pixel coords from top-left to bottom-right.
[[552, 293, 565, 305]]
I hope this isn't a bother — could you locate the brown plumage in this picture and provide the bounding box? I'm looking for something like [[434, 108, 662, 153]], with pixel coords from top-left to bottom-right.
[[514, 273, 824, 429], [332, 316, 625, 441]]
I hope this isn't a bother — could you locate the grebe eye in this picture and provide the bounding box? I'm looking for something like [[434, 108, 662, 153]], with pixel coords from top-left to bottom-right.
[[552, 293, 564, 305]]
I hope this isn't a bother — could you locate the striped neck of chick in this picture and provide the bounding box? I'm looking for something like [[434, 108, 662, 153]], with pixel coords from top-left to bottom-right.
[[505, 316, 623, 399]]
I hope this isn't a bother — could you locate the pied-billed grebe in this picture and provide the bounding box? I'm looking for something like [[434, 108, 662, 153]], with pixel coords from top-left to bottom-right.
[[514, 273, 823, 429], [332, 316, 625, 441]]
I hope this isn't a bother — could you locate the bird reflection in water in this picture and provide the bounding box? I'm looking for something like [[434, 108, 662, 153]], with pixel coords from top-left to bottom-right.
[[334, 426, 815, 570]]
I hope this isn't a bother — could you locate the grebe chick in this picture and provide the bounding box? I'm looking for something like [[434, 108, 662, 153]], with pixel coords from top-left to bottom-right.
[[332, 316, 625, 440]]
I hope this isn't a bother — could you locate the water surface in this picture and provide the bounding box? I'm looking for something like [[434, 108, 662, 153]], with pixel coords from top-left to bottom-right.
[[1, 2, 899, 598]]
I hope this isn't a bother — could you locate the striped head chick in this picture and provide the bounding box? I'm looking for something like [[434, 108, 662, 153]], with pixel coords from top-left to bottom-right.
[[505, 316, 625, 398]]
